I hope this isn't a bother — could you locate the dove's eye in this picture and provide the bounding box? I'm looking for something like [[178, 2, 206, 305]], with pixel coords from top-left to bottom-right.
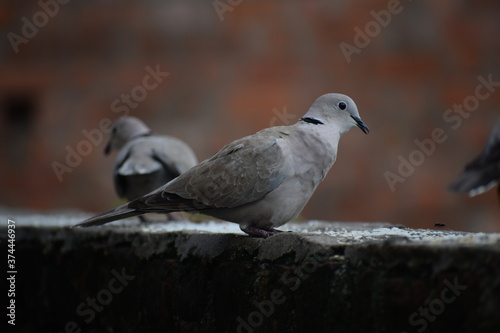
[[337, 101, 347, 110]]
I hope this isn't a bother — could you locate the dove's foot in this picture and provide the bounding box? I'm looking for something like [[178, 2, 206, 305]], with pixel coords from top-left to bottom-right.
[[138, 215, 149, 223], [166, 212, 183, 221], [241, 226, 283, 238]]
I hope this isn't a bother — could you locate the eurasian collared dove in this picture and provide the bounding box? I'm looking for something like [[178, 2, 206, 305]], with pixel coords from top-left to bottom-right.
[[449, 119, 500, 199], [104, 117, 198, 219], [75, 93, 369, 237]]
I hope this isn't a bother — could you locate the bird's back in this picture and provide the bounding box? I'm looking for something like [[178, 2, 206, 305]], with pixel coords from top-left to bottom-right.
[[113, 135, 198, 200]]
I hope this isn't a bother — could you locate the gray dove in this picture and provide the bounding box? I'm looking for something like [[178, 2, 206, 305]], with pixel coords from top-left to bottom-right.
[[450, 119, 500, 201], [75, 94, 369, 237], [104, 117, 198, 220]]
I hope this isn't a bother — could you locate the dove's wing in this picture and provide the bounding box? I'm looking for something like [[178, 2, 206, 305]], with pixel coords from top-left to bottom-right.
[[450, 120, 500, 195], [150, 135, 198, 176], [133, 128, 290, 211], [112, 138, 171, 198]]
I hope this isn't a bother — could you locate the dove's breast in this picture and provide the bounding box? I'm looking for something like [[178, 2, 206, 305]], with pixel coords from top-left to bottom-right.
[[204, 128, 340, 229]]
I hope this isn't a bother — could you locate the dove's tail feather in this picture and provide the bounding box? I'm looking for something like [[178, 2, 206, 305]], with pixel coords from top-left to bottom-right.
[[73, 203, 141, 228]]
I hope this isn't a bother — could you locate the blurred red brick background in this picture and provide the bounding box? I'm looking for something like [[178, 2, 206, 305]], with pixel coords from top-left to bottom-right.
[[1, 0, 499, 231]]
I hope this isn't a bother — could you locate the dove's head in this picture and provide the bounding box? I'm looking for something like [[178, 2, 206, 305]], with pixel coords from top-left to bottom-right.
[[104, 117, 152, 155], [302, 93, 369, 135]]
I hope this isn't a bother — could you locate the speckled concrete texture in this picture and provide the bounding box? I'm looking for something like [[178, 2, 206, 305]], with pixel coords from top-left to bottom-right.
[[5, 210, 500, 332]]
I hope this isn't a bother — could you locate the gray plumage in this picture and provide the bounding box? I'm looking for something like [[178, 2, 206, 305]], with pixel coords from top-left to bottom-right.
[[105, 117, 198, 202], [75, 94, 369, 237], [450, 119, 500, 198]]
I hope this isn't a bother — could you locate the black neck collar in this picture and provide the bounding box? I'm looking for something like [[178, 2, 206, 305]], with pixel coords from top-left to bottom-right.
[[301, 117, 324, 125]]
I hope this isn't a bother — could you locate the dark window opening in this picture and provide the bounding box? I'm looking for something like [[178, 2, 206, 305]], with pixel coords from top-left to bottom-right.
[[2, 92, 37, 129]]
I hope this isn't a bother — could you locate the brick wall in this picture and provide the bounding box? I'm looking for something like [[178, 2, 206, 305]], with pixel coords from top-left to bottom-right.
[[1, 0, 499, 231]]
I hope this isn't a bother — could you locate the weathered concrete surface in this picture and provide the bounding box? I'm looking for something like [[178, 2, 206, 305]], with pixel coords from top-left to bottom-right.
[[3, 209, 500, 333]]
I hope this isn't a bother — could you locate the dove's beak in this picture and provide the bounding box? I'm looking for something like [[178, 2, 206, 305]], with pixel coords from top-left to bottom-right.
[[351, 116, 369, 134], [104, 139, 112, 155]]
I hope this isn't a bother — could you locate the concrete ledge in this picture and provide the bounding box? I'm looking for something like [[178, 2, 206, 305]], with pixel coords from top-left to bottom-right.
[[5, 210, 500, 333]]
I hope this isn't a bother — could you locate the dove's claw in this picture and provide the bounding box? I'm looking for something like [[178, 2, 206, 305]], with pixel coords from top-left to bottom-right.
[[241, 226, 284, 238]]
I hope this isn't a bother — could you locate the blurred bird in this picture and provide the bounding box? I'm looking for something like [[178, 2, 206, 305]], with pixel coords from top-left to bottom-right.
[[75, 93, 369, 237], [104, 116, 198, 220], [449, 119, 500, 201]]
